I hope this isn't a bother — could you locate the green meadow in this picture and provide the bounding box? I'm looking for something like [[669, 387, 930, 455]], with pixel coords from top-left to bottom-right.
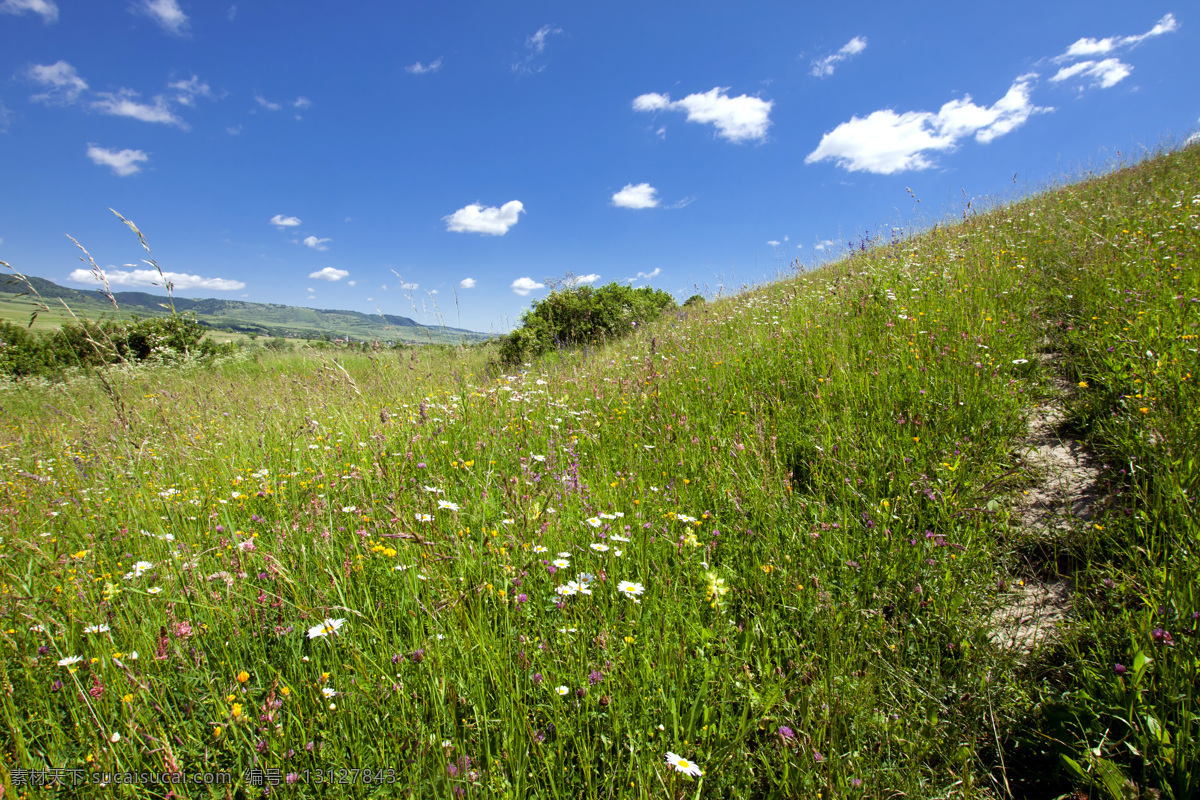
[[1, 144, 1198, 798]]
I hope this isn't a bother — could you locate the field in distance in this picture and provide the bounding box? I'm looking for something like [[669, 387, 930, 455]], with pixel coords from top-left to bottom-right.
[[0, 274, 492, 346]]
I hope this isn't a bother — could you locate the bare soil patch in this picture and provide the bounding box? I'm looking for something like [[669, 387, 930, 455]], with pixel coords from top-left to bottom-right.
[[991, 366, 1102, 653]]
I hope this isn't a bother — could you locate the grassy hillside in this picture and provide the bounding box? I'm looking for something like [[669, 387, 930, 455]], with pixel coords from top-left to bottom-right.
[[0, 274, 490, 345], [0, 145, 1196, 798]]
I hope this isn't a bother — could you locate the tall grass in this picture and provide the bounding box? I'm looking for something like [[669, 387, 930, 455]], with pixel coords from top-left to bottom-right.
[[1, 143, 1197, 798]]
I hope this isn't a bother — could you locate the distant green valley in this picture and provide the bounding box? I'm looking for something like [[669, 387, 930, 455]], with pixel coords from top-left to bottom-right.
[[0, 274, 491, 345]]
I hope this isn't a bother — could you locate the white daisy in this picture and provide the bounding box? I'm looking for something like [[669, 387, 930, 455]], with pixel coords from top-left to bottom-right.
[[617, 581, 644, 599], [307, 618, 346, 639], [665, 752, 704, 777]]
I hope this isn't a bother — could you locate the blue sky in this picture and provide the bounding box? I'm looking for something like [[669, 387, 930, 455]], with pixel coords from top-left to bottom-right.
[[1, 1, 1196, 335]]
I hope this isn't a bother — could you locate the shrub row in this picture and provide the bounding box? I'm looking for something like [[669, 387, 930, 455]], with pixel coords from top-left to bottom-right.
[[0, 313, 233, 378]]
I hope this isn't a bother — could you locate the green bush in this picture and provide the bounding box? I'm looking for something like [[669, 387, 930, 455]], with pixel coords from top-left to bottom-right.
[[0, 321, 57, 378], [498, 282, 676, 365], [50, 319, 124, 367], [0, 313, 233, 379]]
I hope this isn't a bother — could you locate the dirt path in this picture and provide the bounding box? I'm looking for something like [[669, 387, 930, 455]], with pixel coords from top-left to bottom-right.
[[990, 363, 1101, 653]]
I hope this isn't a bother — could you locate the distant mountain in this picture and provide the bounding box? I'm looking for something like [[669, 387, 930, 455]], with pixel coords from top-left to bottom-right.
[[0, 274, 490, 344], [0, 274, 100, 306]]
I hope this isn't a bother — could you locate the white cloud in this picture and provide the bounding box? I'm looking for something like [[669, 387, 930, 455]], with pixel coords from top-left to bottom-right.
[[805, 74, 1048, 174], [1045, 15, 1177, 92], [1050, 58, 1133, 89], [513, 24, 562, 73], [302, 235, 331, 251], [86, 144, 149, 176], [348, 280, 357, 287], [814, 239, 837, 251], [1055, 13, 1178, 62], [633, 87, 773, 143], [270, 214, 301, 228], [766, 240, 780, 247], [444, 200, 524, 235], [811, 35, 867, 77], [254, 93, 282, 111], [406, 58, 443, 75], [459, 278, 476, 289], [293, 96, 312, 109], [1, 0, 57, 22], [68, 267, 243, 291], [135, 0, 188, 35], [632, 93, 671, 112], [92, 90, 187, 128], [528, 24, 561, 52], [399, 281, 419, 291], [169, 75, 211, 106], [28, 61, 88, 105], [612, 183, 659, 209], [637, 268, 661, 280], [565, 274, 600, 286], [309, 267, 349, 281], [511, 277, 545, 296], [226, 124, 242, 135]]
